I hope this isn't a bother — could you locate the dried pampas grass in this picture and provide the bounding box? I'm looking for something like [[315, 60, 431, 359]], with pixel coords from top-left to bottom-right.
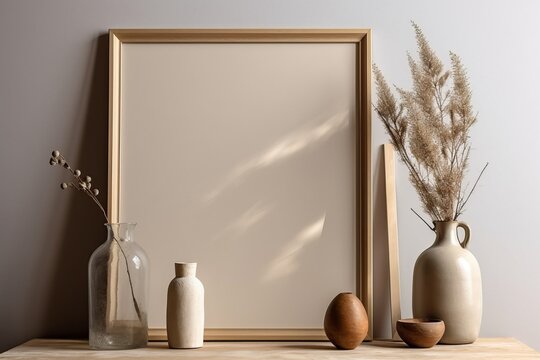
[[374, 22, 487, 225]]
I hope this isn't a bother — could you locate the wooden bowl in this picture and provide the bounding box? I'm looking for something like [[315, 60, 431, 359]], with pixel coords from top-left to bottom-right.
[[396, 318, 445, 348]]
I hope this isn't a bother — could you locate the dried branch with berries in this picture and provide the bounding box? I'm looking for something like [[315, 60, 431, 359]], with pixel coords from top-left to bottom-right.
[[49, 150, 142, 321], [49, 150, 107, 221]]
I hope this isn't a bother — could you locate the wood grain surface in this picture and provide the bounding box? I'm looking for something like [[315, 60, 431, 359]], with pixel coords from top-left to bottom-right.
[[1, 338, 538, 359]]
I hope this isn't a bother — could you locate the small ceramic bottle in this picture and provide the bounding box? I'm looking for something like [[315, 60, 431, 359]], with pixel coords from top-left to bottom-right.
[[166, 262, 205, 349]]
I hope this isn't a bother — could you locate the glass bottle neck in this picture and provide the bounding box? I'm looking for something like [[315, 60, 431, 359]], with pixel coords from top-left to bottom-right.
[[106, 223, 136, 242]]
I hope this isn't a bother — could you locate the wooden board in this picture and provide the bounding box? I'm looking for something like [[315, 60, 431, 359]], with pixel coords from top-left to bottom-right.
[[2, 339, 539, 359], [383, 144, 401, 340]]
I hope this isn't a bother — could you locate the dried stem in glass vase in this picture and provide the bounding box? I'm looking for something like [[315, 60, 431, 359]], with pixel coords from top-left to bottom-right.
[[48, 150, 143, 322]]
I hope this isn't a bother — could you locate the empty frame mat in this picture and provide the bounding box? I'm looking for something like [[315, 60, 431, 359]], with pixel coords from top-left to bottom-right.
[[109, 29, 372, 340]]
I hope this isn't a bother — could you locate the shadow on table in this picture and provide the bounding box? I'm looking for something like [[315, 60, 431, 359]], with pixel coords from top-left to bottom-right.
[[283, 341, 408, 350], [366, 340, 408, 348], [280, 344, 336, 350]]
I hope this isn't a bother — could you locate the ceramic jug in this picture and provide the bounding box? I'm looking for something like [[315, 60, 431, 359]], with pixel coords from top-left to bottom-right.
[[412, 221, 482, 344]]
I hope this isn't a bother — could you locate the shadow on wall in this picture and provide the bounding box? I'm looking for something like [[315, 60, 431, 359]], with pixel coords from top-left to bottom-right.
[[43, 34, 109, 339], [203, 111, 350, 202], [373, 146, 392, 339]]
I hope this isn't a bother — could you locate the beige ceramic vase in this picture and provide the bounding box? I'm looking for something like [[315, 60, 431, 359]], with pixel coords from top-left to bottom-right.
[[166, 262, 205, 349], [413, 221, 482, 344]]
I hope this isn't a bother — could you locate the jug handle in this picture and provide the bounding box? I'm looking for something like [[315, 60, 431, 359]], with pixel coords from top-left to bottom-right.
[[457, 222, 470, 248]]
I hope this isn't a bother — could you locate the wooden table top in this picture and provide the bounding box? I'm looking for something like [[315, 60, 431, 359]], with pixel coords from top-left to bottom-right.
[[1, 338, 538, 359]]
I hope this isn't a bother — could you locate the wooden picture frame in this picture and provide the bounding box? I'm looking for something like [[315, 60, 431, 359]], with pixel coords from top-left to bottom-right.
[[108, 29, 372, 341]]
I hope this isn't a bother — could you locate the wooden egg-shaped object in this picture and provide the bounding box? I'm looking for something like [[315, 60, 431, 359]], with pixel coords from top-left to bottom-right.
[[324, 292, 368, 350]]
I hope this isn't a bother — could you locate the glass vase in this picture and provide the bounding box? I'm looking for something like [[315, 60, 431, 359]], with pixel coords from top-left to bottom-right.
[[88, 223, 148, 349]]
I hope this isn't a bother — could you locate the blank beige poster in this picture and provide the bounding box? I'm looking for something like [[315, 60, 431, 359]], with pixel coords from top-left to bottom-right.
[[120, 43, 357, 329]]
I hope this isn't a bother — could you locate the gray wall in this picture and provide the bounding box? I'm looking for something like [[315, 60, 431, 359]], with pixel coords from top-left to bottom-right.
[[1, 0, 539, 352]]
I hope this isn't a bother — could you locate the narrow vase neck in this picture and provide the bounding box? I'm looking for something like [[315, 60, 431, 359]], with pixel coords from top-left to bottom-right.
[[433, 221, 460, 246], [106, 223, 136, 242], [175, 262, 197, 277]]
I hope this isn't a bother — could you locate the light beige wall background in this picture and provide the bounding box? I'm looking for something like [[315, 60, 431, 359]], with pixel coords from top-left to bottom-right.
[[1, 0, 539, 352]]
